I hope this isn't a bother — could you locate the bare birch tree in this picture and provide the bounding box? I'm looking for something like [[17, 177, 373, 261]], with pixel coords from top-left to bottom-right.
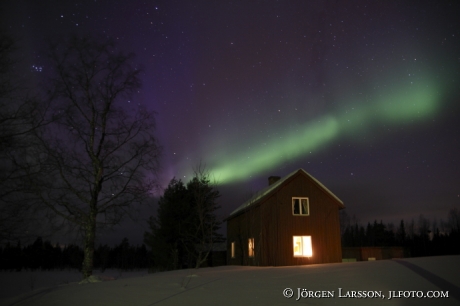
[[183, 164, 222, 269], [31, 35, 160, 279]]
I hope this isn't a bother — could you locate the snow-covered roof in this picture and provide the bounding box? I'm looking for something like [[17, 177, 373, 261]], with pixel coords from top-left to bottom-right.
[[228, 168, 344, 218]]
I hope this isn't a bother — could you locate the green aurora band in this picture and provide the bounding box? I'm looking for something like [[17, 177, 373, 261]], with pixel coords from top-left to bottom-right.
[[209, 81, 443, 184]]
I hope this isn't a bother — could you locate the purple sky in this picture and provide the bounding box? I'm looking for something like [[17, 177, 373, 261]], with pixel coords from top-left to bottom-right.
[[1, 0, 459, 245]]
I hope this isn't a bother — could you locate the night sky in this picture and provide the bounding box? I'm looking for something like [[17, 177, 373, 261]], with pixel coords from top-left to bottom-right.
[[1, 0, 459, 245]]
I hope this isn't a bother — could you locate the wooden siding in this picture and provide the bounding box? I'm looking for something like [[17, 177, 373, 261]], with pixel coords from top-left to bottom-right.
[[227, 205, 262, 265], [227, 170, 343, 266]]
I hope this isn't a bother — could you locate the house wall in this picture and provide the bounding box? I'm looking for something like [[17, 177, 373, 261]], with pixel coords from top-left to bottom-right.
[[259, 173, 342, 265], [227, 171, 343, 266], [227, 205, 261, 265]]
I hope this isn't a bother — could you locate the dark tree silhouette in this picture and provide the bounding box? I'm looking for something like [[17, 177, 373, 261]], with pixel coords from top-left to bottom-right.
[[340, 210, 460, 258], [0, 237, 151, 271], [144, 178, 190, 271], [183, 165, 222, 268], [31, 35, 161, 279], [395, 220, 406, 246], [448, 208, 460, 233], [0, 30, 50, 244], [145, 166, 222, 271]]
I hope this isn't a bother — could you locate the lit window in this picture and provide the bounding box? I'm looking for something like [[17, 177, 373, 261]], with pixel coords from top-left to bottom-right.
[[293, 236, 312, 257], [292, 197, 309, 215], [248, 238, 254, 257], [231, 241, 235, 258]]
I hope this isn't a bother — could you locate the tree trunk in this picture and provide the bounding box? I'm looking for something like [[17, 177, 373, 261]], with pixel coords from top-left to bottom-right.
[[82, 209, 97, 279]]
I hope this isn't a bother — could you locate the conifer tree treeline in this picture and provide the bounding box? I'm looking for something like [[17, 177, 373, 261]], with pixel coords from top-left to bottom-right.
[[340, 208, 460, 257], [0, 237, 148, 271]]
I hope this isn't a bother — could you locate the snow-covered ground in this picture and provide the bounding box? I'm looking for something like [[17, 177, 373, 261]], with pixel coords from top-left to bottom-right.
[[1, 256, 459, 306], [0, 269, 148, 304]]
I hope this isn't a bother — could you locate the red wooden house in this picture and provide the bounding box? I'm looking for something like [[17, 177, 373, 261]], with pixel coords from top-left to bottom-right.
[[226, 169, 345, 266]]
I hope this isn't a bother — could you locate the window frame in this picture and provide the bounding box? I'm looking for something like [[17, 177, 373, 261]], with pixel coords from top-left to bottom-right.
[[293, 235, 313, 257], [248, 238, 254, 258], [292, 197, 310, 216]]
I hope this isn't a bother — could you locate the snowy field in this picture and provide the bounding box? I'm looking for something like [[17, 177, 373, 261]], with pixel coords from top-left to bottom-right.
[[1, 255, 459, 306]]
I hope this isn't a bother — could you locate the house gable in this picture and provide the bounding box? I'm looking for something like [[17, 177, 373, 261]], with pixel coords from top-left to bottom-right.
[[226, 168, 344, 221], [226, 168, 344, 266]]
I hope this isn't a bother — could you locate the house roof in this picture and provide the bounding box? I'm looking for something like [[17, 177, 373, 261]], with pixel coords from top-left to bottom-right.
[[227, 168, 344, 219]]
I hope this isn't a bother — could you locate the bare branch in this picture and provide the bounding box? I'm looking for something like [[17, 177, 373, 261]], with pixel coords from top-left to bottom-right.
[[29, 34, 161, 279]]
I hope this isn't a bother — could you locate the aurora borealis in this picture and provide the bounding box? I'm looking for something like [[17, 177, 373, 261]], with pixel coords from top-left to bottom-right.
[[208, 78, 444, 184], [1, 0, 459, 244]]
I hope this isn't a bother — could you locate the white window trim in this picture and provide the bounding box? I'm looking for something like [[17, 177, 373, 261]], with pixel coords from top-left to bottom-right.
[[292, 197, 309, 216]]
